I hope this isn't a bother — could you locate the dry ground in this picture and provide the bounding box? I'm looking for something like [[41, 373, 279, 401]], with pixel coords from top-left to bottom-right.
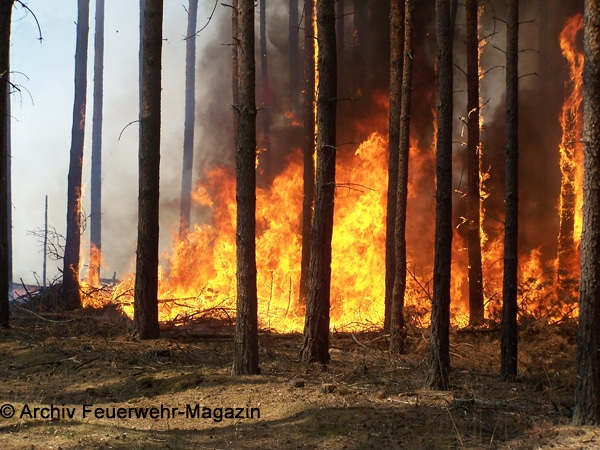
[[0, 308, 597, 450]]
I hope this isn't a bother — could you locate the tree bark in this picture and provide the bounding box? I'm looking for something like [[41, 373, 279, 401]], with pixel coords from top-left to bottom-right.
[[0, 0, 14, 328], [389, 0, 413, 355], [299, 0, 315, 306], [573, 0, 600, 426], [89, 0, 105, 285], [428, 0, 453, 390], [500, 0, 519, 382], [232, 0, 259, 376], [63, 0, 90, 310], [300, 0, 336, 364], [133, 0, 163, 340], [179, 0, 198, 237], [466, 0, 484, 326], [384, 0, 404, 332]]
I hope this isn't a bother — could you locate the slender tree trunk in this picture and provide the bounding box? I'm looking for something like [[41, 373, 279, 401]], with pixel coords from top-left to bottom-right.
[[573, 0, 600, 426], [89, 0, 105, 286], [134, 0, 163, 340], [179, 0, 198, 236], [289, 0, 299, 112], [428, 0, 453, 390], [258, 0, 271, 177], [352, 0, 367, 97], [0, 0, 14, 328], [232, 0, 238, 138], [300, 0, 336, 364], [299, 0, 315, 306], [501, 0, 519, 381], [63, 0, 90, 310], [6, 73, 11, 299], [232, 0, 259, 376], [390, 0, 413, 354], [384, 0, 404, 332], [337, 0, 344, 79], [466, 0, 484, 325]]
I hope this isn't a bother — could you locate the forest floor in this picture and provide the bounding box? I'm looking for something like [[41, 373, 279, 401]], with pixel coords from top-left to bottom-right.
[[0, 305, 597, 450]]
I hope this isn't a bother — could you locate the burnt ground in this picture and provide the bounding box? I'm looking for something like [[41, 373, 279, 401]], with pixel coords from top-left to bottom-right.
[[0, 307, 597, 450]]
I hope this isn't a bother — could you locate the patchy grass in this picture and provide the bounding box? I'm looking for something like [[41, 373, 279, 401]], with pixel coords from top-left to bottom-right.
[[0, 313, 593, 449]]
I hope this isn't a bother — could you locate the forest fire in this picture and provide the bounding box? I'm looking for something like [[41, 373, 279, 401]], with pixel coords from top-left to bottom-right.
[[78, 10, 585, 334]]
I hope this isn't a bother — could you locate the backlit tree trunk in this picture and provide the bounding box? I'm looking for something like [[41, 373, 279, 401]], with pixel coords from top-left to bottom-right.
[[89, 0, 105, 285], [134, 0, 163, 340], [300, 0, 336, 364], [232, 0, 259, 376], [573, 0, 600, 426], [390, 0, 413, 354], [0, 0, 14, 328], [179, 0, 198, 236], [428, 0, 453, 390], [385, 0, 404, 332], [63, 0, 90, 310], [299, 0, 315, 306], [466, 0, 484, 326], [501, 0, 519, 381]]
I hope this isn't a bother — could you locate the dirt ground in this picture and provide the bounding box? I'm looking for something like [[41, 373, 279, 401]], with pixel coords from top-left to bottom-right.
[[0, 307, 597, 450]]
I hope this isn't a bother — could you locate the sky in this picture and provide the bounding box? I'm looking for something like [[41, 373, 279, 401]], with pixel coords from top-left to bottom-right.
[[9, 0, 227, 287]]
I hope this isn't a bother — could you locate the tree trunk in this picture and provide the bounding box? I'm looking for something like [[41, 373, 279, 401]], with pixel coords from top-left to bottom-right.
[[300, 0, 336, 365], [299, 0, 315, 306], [428, 0, 453, 390], [89, 0, 105, 286], [289, 0, 299, 112], [0, 0, 14, 328], [501, 0, 519, 382], [573, 0, 600, 426], [352, 0, 367, 97], [390, 0, 413, 354], [133, 0, 163, 340], [466, 0, 484, 326], [179, 0, 198, 237], [232, 0, 238, 139], [63, 0, 90, 310], [384, 0, 404, 332], [258, 0, 271, 177], [232, 0, 259, 376]]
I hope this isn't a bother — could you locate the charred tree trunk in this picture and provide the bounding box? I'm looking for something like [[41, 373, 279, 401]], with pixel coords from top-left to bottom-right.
[[0, 0, 14, 328], [179, 0, 198, 237], [232, 0, 259, 376], [289, 0, 300, 112], [428, 0, 453, 390], [299, 0, 315, 306], [133, 0, 163, 340], [501, 0, 519, 382], [384, 0, 404, 332], [300, 0, 336, 364], [573, 0, 600, 426], [89, 0, 105, 285], [63, 0, 90, 310], [389, 0, 413, 354], [466, 0, 484, 326]]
